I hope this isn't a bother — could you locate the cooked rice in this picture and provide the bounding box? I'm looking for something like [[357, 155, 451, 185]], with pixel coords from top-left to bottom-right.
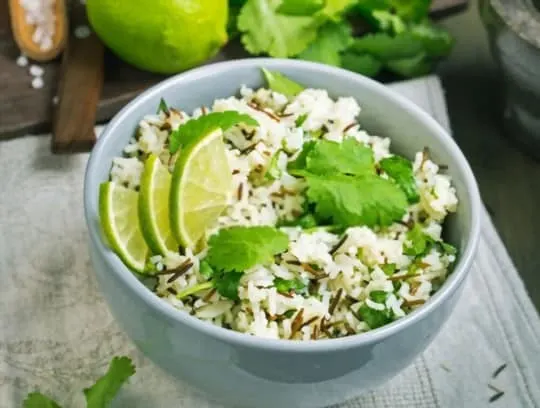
[[109, 85, 458, 340]]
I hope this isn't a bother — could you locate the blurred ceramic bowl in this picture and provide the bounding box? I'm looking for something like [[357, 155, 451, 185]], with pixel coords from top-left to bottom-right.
[[84, 59, 481, 408]]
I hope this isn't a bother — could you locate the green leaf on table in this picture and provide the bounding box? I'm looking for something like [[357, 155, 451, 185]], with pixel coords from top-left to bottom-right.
[[277, 0, 325, 15], [207, 226, 289, 272], [319, 0, 358, 20], [169, 111, 258, 153], [84, 356, 136, 408], [304, 138, 375, 176], [298, 21, 353, 66], [370, 10, 407, 33], [23, 393, 61, 408], [379, 155, 419, 203], [388, 0, 431, 22], [261, 68, 305, 97], [350, 32, 423, 61], [214, 271, 244, 300], [302, 173, 408, 227], [385, 52, 433, 77], [274, 277, 306, 295], [340, 52, 382, 77], [238, 0, 320, 57]]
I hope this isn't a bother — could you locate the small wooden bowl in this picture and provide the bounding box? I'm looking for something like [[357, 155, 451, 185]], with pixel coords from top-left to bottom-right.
[[8, 0, 67, 61]]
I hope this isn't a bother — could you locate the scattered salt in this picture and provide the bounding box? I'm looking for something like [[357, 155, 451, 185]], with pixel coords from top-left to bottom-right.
[[31, 76, 44, 89], [74, 25, 91, 39], [29, 64, 44, 77], [52, 96, 59, 105], [16, 55, 28, 67]]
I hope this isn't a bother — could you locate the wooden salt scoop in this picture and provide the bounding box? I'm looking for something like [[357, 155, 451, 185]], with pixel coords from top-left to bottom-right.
[[8, 0, 67, 61], [51, 1, 104, 154]]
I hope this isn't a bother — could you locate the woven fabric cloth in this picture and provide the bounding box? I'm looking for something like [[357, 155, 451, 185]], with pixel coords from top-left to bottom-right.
[[0, 76, 538, 408]]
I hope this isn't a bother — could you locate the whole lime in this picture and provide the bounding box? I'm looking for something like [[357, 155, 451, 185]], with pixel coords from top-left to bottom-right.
[[86, 0, 228, 74]]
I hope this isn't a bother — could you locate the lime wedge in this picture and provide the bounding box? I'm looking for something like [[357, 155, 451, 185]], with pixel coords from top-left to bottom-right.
[[139, 155, 178, 254], [99, 182, 149, 272], [170, 128, 232, 248]]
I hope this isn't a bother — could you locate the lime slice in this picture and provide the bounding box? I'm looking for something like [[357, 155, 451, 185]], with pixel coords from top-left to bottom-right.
[[170, 128, 232, 248], [139, 155, 178, 255], [99, 182, 149, 272]]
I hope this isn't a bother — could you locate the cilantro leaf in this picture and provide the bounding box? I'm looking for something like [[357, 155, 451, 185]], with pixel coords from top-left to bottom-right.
[[261, 68, 305, 97], [385, 52, 432, 77], [303, 173, 408, 227], [305, 138, 374, 176], [404, 224, 432, 256], [157, 98, 168, 114], [340, 52, 382, 77], [207, 226, 289, 272], [298, 21, 353, 66], [369, 10, 407, 33], [287, 141, 316, 171], [83, 356, 135, 408], [238, 0, 320, 57], [199, 260, 215, 279], [169, 111, 258, 153], [277, 0, 325, 15], [379, 155, 419, 203], [320, 0, 357, 21], [357, 303, 392, 329], [274, 277, 306, 294], [350, 32, 423, 61], [23, 393, 61, 408], [381, 263, 396, 275], [410, 22, 454, 58], [214, 271, 243, 300]]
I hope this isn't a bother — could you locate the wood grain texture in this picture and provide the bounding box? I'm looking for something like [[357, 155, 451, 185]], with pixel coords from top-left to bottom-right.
[[51, 2, 104, 154], [0, 0, 469, 141]]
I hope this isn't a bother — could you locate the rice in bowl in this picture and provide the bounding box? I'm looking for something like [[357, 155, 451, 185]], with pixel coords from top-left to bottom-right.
[[105, 74, 458, 341]]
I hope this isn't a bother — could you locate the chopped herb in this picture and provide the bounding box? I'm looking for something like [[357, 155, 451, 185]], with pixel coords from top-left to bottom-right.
[[369, 290, 388, 303], [438, 241, 458, 256], [295, 113, 308, 127], [287, 140, 316, 171], [274, 277, 306, 295], [261, 68, 305, 97], [404, 224, 431, 256], [157, 98, 168, 114], [379, 155, 419, 203], [381, 263, 397, 275], [199, 261, 214, 279], [283, 309, 297, 318], [357, 303, 392, 329], [265, 150, 283, 180], [176, 281, 214, 299], [214, 271, 243, 300]]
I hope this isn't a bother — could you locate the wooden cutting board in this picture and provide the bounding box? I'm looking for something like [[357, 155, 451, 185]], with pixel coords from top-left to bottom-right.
[[0, 0, 468, 140]]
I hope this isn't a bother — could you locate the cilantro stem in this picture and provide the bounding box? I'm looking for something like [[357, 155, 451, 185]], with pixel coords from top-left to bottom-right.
[[176, 281, 213, 299]]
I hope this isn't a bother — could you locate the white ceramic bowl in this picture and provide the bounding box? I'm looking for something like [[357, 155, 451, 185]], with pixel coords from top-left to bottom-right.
[[84, 59, 481, 408]]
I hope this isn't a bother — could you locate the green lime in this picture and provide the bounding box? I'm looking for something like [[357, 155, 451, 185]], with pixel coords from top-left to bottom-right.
[[86, 0, 228, 74], [170, 128, 232, 248], [139, 154, 178, 255], [99, 182, 149, 272]]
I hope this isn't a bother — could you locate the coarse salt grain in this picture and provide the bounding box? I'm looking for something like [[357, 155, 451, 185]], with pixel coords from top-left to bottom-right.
[[74, 25, 91, 39], [29, 65, 44, 77], [16, 55, 28, 67], [19, 0, 56, 51], [31, 76, 44, 89]]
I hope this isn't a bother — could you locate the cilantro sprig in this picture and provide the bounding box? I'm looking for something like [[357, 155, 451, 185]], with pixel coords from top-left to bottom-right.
[[229, 0, 453, 79], [23, 356, 135, 408]]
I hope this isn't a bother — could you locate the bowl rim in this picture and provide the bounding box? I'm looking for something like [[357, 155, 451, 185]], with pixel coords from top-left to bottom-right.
[[84, 58, 481, 353]]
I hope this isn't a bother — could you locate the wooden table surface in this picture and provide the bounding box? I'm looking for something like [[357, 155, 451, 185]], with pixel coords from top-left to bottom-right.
[[438, 0, 540, 310]]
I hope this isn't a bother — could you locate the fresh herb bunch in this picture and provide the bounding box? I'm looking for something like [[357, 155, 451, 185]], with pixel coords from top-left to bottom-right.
[[228, 0, 453, 78]]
